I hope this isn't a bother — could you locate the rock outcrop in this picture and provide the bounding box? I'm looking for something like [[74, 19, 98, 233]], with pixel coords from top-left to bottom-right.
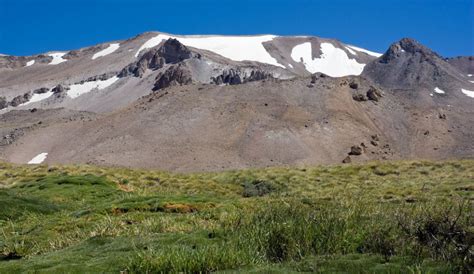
[[211, 69, 273, 85], [119, 38, 193, 78], [10, 92, 32, 107], [52, 84, 68, 94], [157, 38, 193, 64], [152, 64, 193, 91]]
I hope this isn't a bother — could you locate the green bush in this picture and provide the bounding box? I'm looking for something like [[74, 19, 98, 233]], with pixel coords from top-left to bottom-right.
[[242, 179, 276, 197]]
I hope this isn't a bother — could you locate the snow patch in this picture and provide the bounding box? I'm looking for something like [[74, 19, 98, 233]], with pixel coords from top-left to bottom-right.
[[48, 52, 67, 65], [347, 45, 382, 57], [291, 42, 365, 77], [429, 93, 434, 97], [92, 43, 120, 60], [25, 60, 35, 67], [433, 87, 445, 94], [467, 74, 473, 77], [136, 34, 285, 68], [19, 91, 54, 106], [461, 89, 474, 98], [28, 153, 48, 164], [345, 46, 357, 55], [67, 76, 119, 99], [470, 81, 474, 83], [288, 64, 294, 69]]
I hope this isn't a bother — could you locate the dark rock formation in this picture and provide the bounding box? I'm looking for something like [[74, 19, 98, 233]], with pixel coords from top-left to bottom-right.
[[366, 87, 382, 101], [152, 65, 193, 91], [211, 69, 272, 85], [352, 94, 367, 102], [157, 38, 192, 64], [52, 84, 69, 94], [348, 145, 363, 156], [33, 87, 49, 94], [0, 96, 7, 110], [84, 72, 117, 83], [10, 92, 32, 107], [349, 82, 358, 89], [119, 38, 192, 78]]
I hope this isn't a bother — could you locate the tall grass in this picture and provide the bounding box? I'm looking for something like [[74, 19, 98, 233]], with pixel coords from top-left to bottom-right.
[[127, 198, 472, 273]]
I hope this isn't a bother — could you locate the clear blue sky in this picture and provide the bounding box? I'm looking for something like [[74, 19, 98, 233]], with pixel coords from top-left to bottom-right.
[[0, 0, 472, 57]]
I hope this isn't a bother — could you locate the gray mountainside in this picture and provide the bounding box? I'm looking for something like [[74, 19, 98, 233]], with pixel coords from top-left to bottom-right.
[[0, 32, 473, 171]]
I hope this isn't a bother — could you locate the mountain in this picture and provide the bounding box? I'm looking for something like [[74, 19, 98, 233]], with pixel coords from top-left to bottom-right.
[[0, 32, 473, 171], [0, 32, 381, 113], [362, 38, 474, 97]]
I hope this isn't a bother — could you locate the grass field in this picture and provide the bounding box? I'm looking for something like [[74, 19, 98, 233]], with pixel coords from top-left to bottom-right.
[[0, 160, 472, 273]]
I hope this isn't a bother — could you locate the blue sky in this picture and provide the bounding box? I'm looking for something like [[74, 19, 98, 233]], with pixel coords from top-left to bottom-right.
[[0, 0, 472, 57]]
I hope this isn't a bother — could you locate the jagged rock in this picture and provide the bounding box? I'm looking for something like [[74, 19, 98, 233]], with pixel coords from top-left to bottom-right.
[[157, 38, 192, 64], [52, 84, 69, 94], [342, 155, 352, 163], [211, 69, 272, 85], [212, 69, 242, 85], [0, 96, 7, 110], [366, 87, 382, 101], [10, 92, 32, 107], [120, 49, 166, 78], [371, 134, 380, 141], [33, 87, 49, 94], [438, 113, 446, 119], [352, 94, 367, 101], [120, 38, 192, 78], [348, 145, 363, 156], [152, 65, 193, 91]]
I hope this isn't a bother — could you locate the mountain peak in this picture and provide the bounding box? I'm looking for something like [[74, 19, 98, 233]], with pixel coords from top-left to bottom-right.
[[379, 38, 440, 64]]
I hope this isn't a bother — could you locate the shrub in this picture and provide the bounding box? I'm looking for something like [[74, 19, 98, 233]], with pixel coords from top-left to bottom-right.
[[242, 179, 276, 197], [396, 202, 473, 272]]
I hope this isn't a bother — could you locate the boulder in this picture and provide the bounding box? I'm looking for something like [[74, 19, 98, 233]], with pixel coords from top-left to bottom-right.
[[349, 82, 358, 89], [342, 155, 352, 163], [348, 145, 363, 156], [366, 87, 382, 101], [52, 84, 69, 94], [10, 92, 32, 107], [352, 94, 367, 101]]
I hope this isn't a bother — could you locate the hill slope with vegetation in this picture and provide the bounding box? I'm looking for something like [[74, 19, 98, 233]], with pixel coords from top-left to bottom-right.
[[0, 160, 473, 273]]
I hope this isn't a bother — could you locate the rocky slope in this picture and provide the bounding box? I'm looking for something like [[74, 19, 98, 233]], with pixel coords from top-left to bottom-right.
[[0, 33, 473, 171]]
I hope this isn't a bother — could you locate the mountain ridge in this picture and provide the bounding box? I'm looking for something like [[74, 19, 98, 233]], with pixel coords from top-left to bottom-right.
[[0, 32, 473, 171]]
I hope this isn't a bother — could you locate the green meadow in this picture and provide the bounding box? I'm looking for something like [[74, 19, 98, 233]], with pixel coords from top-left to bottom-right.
[[0, 160, 472, 273]]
